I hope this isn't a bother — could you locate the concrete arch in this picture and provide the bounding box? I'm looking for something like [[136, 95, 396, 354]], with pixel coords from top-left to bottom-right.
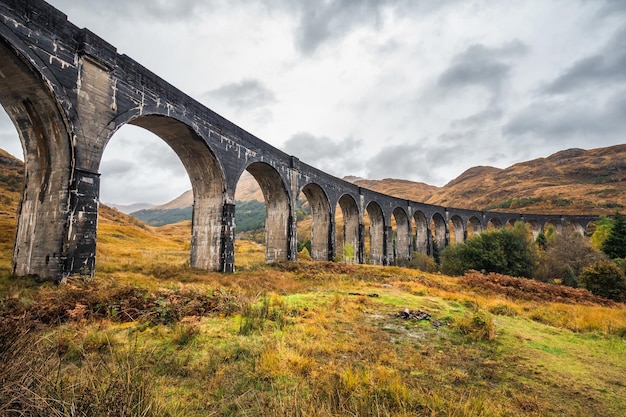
[[393, 207, 411, 262], [431, 212, 447, 253], [0, 37, 75, 279], [449, 215, 465, 244], [337, 194, 360, 263], [488, 218, 503, 230], [527, 220, 542, 239], [466, 216, 482, 239], [244, 162, 292, 263], [301, 182, 331, 260], [563, 220, 585, 237], [413, 211, 429, 254], [544, 221, 562, 236], [365, 201, 385, 265], [113, 114, 227, 271]]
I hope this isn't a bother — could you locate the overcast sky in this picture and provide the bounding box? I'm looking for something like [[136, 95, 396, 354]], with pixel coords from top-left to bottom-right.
[[1, 0, 625, 205]]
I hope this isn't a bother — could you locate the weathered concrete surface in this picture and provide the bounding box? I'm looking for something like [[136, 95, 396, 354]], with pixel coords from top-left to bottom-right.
[[0, 0, 600, 280]]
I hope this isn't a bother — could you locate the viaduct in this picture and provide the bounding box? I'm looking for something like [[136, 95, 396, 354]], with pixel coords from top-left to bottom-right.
[[0, 0, 598, 281]]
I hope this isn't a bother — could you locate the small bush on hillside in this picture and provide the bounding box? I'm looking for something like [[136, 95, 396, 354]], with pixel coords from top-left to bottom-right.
[[396, 252, 438, 273], [579, 260, 626, 302]]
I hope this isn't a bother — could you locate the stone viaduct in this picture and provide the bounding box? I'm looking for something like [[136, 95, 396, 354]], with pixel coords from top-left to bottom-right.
[[0, 0, 598, 281]]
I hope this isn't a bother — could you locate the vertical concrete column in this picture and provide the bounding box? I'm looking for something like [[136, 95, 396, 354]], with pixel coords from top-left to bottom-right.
[[383, 225, 393, 266], [220, 203, 236, 272], [329, 216, 336, 261], [287, 212, 297, 261], [358, 223, 365, 264], [63, 169, 100, 277], [426, 227, 432, 257]]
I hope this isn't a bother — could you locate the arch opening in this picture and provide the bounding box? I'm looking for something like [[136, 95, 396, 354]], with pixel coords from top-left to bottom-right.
[[448, 215, 465, 244], [244, 162, 291, 263], [336, 194, 359, 263], [487, 218, 503, 231], [430, 213, 447, 261], [101, 115, 226, 271], [299, 183, 331, 261], [466, 216, 482, 239], [413, 211, 429, 255], [392, 207, 410, 263]]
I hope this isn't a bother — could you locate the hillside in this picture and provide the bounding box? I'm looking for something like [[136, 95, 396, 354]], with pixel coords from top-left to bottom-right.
[[427, 145, 626, 214]]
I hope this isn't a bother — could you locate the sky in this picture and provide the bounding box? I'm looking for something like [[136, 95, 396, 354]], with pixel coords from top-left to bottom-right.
[[1, 0, 626, 205]]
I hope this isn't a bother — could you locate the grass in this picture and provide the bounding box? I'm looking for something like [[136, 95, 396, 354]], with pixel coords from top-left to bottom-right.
[[1, 208, 626, 416]]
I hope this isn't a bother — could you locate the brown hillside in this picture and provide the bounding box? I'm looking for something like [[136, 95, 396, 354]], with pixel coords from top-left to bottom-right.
[[426, 145, 626, 214], [154, 171, 263, 210], [346, 177, 440, 203]]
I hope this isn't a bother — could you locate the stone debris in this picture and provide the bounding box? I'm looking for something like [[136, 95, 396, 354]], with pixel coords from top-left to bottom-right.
[[396, 308, 431, 321]]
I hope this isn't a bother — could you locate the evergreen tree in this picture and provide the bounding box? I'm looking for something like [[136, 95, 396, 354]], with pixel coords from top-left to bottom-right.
[[601, 212, 626, 259]]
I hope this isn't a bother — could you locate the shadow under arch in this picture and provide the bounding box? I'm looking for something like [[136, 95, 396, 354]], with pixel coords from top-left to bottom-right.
[[300, 182, 331, 260], [243, 162, 292, 263], [467, 216, 482, 239], [336, 194, 360, 263], [112, 114, 227, 271], [365, 201, 385, 265], [431, 213, 447, 255], [0, 37, 74, 279], [449, 215, 465, 244]]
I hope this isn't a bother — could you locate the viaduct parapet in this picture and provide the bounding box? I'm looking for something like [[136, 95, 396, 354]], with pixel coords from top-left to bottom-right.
[[0, 0, 598, 280]]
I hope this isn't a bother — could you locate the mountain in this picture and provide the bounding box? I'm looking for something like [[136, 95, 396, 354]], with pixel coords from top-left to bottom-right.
[[345, 177, 440, 203], [426, 145, 626, 214], [109, 202, 155, 214]]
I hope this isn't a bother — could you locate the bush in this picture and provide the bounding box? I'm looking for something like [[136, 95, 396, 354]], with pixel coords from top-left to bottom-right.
[[579, 260, 626, 302], [441, 222, 537, 277], [396, 252, 438, 273], [533, 232, 604, 284]]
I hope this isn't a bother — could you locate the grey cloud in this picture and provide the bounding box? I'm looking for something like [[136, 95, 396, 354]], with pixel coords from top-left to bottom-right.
[[504, 89, 626, 142], [438, 41, 527, 93], [100, 159, 134, 177], [293, 0, 384, 54], [542, 27, 626, 95], [52, 0, 209, 22], [283, 132, 363, 175], [365, 143, 445, 184], [204, 79, 276, 112]]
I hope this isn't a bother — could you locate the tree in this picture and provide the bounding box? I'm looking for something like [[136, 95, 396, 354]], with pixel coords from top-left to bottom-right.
[[601, 212, 626, 259], [590, 216, 613, 251], [533, 231, 604, 285], [579, 260, 626, 302], [440, 222, 537, 277]]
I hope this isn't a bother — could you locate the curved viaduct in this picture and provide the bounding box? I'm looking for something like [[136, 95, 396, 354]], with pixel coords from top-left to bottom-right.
[[0, 0, 598, 280]]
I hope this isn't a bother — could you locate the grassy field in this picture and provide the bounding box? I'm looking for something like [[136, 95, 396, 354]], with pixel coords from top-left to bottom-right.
[[1, 208, 626, 416]]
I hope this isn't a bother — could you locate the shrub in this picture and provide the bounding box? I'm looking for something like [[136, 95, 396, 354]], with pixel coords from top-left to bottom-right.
[[441, 222, 537, 277], [579, 260, 626, 302], [533, 232, 603, 284]]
